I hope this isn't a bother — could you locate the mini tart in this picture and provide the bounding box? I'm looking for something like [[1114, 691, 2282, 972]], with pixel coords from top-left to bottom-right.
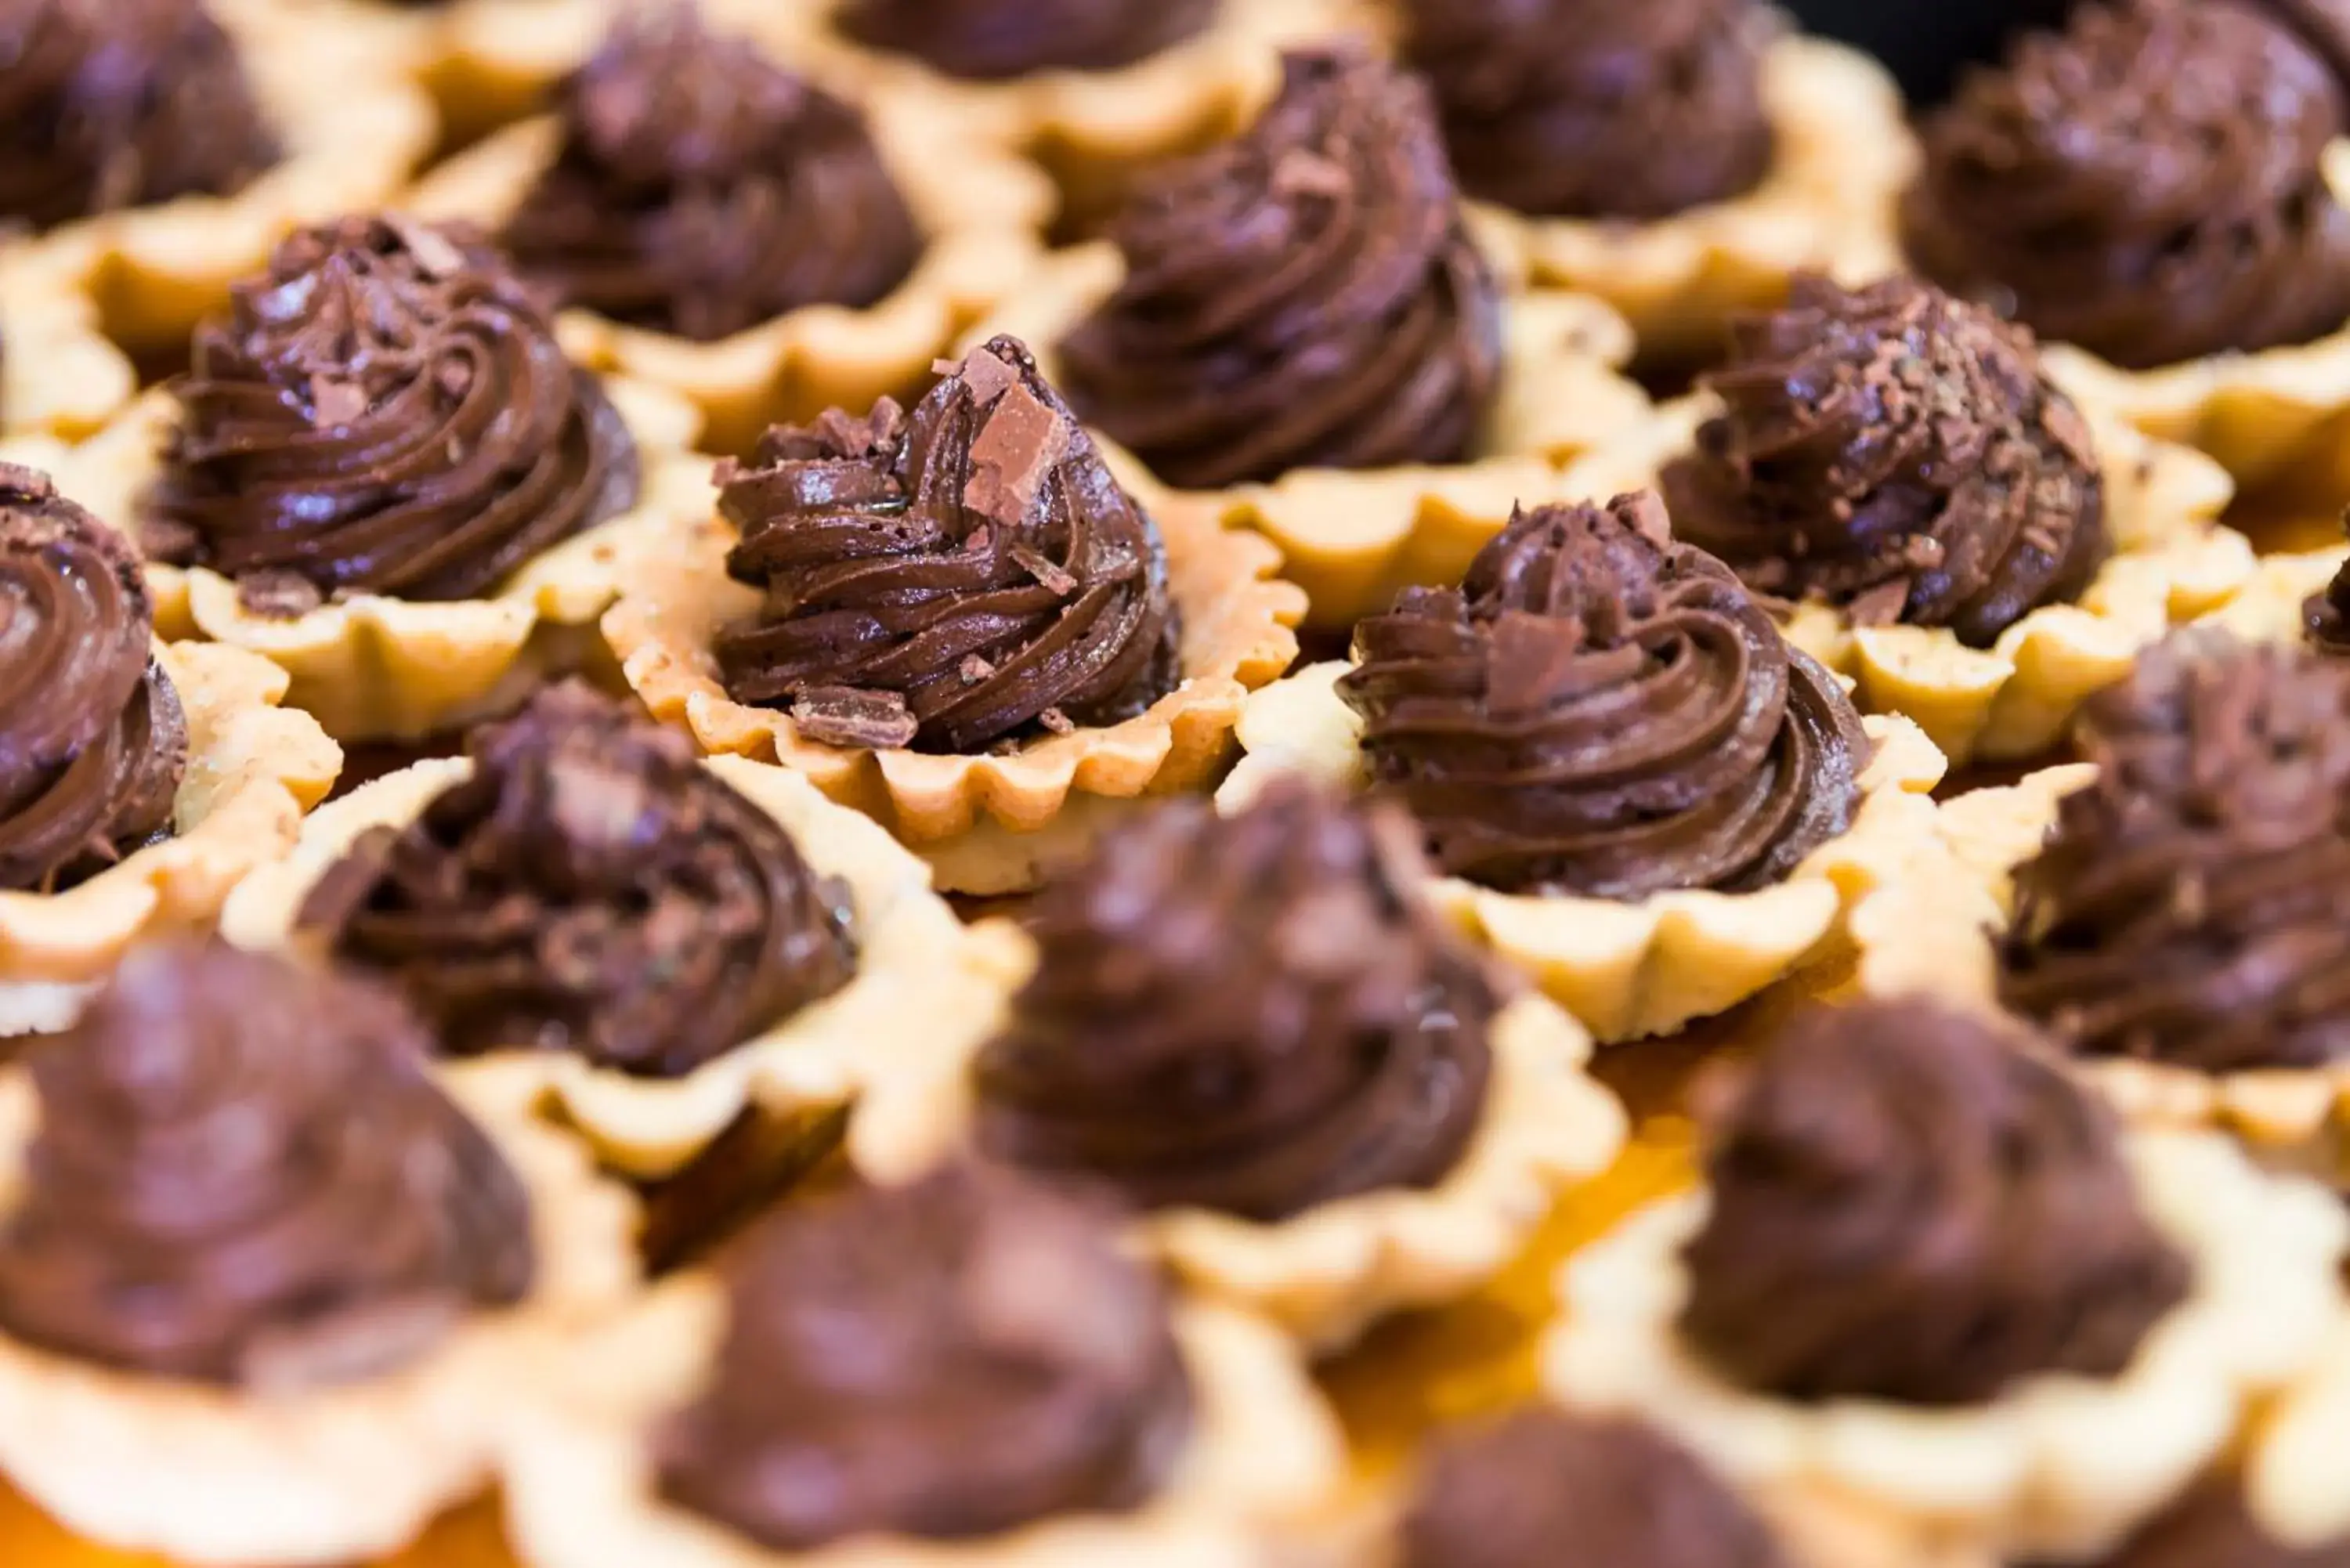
[[1218, 663, 1947, 1044], [1546, 1127, 2350, 1563], [1574, 393, 2245, 768], [23, 5, 435, 364], [51, 375, 710, 743], [1459, 34, 1918, 374], [221, 750, 1007, 1180], [0, 245, 135, 443], [403, 77, 1054, 460], [0, 1035, 638, 1566], [964, 241, 1652, 633], [0, 640, 339, 1038]]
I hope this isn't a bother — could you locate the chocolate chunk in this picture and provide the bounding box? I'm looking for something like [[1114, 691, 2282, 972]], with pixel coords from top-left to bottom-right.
[[791, 686, 920, 750]]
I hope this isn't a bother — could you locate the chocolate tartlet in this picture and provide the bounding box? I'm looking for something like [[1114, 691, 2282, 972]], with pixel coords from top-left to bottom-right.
[[833, 0, 1217, 81], [144, 215, 641, 614], [1662, 273, 2110, 648], [975, 779, 1499, 1223], [501, 5, 920, 344], [0, 941, 533, 1389], [295, 683, 857, 1080], [1399, 0, 1773, 222], [1057, 45, 1505, 490], [714, 335, 1179, 755], [1904, 0, 2350, 370], [1339, 493, 1870, 900], [1680, 999, 2189, 1407], [0, 464, 186, 894], [1999, 632, 2350, 1074], [656, 1163, 1191, 1549], [0, 0, 280, 232], [1401, 1410, 1788, 1568]]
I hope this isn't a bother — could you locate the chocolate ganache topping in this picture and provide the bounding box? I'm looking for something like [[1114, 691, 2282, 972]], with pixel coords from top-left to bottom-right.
[[1058, 46, 1505, 490], [2095, 1478, 2350, 1568], [144, 215, 640, 612], [0, 464, 186, 894], [833, 0, 1215, 81], [974, 781, 1497, 1223], [1680, 998, 2189, 1407], [1999, 633, 2350, 1073], [714, 336, 1178, 754], [0, 0, 279, 232], [657, 1162, 1191, 1549], [1401, 1410, 1788, 1568], [1903, 0, 2350, 370], [1399, 0, 1773, 221], [2304, 524, 2350, 655], [0, 942, 533, 1388], [294, 683, 857, 1078], [1661, 273, 2109, 648], [501, 6, 920, 343], [1339, 493, 1868, 899]]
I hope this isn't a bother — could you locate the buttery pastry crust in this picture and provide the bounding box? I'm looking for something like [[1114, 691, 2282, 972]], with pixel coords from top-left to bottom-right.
[[0, 244, 136, 443]]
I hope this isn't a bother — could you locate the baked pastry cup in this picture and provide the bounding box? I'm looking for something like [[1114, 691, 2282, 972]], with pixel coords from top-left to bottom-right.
[[403, 24, 1054, 460], [222, 692, 1011, 1180], [0, 244, 136, 443], [498, 1165, 1349, 1568], [1545, 1000, 2350, 1564], [0, 941, 641, 1566], [851, 783, 1629, 1353], [605, 338, 1303, 897], [2196, 540, 2349, 647]]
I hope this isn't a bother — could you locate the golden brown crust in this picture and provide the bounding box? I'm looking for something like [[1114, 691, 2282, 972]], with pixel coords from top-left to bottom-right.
[[0, 244, 135, 443]]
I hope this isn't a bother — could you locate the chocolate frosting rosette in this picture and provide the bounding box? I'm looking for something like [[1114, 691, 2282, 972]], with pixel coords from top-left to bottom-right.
[[852, 781, 1627, 1350], [220, 682, 1011, 1180], [964, 43, 1651, 633], [402, 2, 1050, 459], [602, 334, 1303, 896], [1219, 493, 1948, 1043], [0, 941, 638, 1566], [1903, 0, 2350, 493], [43, 214, 710, 742], [1393, 0, 1918, 375], [1568, 272, 2247, 768], [496, 1163, 1347, 1568], [0, 462, 339, 1038], [1546, 997, 2349, 1563]]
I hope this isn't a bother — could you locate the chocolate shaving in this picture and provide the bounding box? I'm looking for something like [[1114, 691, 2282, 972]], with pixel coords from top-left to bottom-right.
[[791, 686, 920, 750], [1037, 706, 1076, 734], [1009, 542, 1079, 597], [964, 383, 1072, 526]]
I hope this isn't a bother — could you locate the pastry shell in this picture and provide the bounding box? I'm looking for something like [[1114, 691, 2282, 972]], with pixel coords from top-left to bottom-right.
[[602, 451, 1305, 897], [2245, 1329, 2350, 1551], [49, 376, 712, 742], [851, 983, 1629, 1353], [497, 1277, 1348, 1568], [0, 640, 342, 1039], [0, 1063, 641, 1566], [220, 751, 1013, 1180], [1215, 661, 1950, 1043], [960, 241, 1654, 632], [2036, 142, 2350, 500], [403, 92, 1056, 459], [21, 3, 436, 363], [1570, 394, 2246, 767], [1544, 1129, 2350, 1563], [2193, 544, 2347, 646], [0, 244, 136, 443]]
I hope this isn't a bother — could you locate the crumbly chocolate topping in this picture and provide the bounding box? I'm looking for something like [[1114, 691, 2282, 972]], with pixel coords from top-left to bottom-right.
[[714, 336, 1179, 755], [1680, 998, 2189, 1407], [295, 683, 857, 1079], [0, 0, 279, 231], [974, 780, 1496, 1223], [2093, 1476, 2350, 1568], [0, 463, 186, 894], [0, 942, 533, 1388], [502, 5, 920, 343], [1904, 0, 2350, 370], [656, 1163, 1191, 1549], [1339, 493, 1868, 899], [1401, 1411, 1788, 1568], [1663, 273, 2109, 647], [1400, 0, 1773, 220], [144, 215, 640, 609], [2000, 632, 2350, 1073], [833, 0, 1215, 81], [1059, 45, 1505, 490]]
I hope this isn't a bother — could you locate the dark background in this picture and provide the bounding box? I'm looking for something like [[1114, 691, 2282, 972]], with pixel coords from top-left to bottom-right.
[[1785, 0, 2073, 101]]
